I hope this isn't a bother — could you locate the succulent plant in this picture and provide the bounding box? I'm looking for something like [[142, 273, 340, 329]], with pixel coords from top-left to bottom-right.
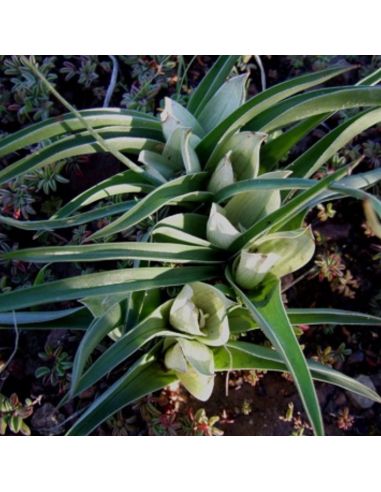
[[1, 56, 381, 436]]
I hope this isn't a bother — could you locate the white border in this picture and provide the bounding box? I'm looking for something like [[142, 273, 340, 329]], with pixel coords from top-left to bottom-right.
[[1, 0, 380, 54], [0, 437, 380, 490]]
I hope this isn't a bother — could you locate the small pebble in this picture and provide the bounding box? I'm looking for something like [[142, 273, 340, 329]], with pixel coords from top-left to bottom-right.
[[348, 375, 377, 409]]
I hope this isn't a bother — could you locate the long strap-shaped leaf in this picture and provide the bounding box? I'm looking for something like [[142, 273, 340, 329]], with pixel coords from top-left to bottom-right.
[[229, 307, 381, 334], [0, 266, 219, 312], [226, 270, 324, 436], [282, 169, 381, 229], [153, 226, 211, 247], [250, 87, 381, 133], [215, 177, 314, 203], [2, 242, 225, 265], [0, 307, 92, 330], [66, 353, 177, 436], [304, 168, 381, 211], [288, 107, 381, 179], [260, 67, 381, 170], [187, 56, 240, 116], [216, 168, 381, 206], [70, 302, 124, 397], [70, 301, 176, 399], [0, 200, 135, 231], [0, 129, 163, 186], [51, 170, 154, 220], [260, 115, 329, 171], [197, 66, 353, 161], [89, 172, 209, 240], [0, 109, 162, 158], [333, 185, 381, 220], [229, 164, 351, 252], [214, 342, 381, 405]]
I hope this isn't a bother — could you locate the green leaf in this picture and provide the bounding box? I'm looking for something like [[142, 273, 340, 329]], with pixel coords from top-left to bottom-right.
[[181, 130, 201, 173], [356, 67, 381, 86], [197, 65, 353, 160], [0, 266, 219, 312], [234, 228, 315, 289], [0, 307, 91, 330], [0, 307, 80, 325], [70, 302, 124, 396], [249, 87, 381, 133], [224, 171, 291, 229], [0, 108, 162, 159], [169, 282, 230, 346], [187, 56, 240, 116], [138, 150, 177, 181], [260, 66, 381, 171], [66, 355, 177, 436], [152, 213, 210, 247], [0, 129, 163, 186], [206, 131, 267, 175], [154, 212, 208, 238], [33, 264, 50, 286], [207, 152, 235, 194], [229, 307, 381, 334], [315, 168, 381, 207], [52, 170, 154, 220], [230, 163, 352, 252], [288, 108, 381, 179], [161, 97, 205, 141], [206, 203, 240, 249], [2, 241, 224, 265], [215, 177, 314, 203], [198, 74, 248, 133], [260, 115, 328, 171], [71, 301, 176, 398], [89, 172, 208, 241], [175, 339, 214, 376], [214, 342, 381, 405], [286, 308, 381, 327], [0, 200, 135, 231], [9, 416, 22, 434], [174, 363, 214, 401], [225, 270, 324, 436], [153, 226, 212, 247]]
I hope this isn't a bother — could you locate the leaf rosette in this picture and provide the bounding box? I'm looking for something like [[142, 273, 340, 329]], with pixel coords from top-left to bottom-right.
[[233, 227, 315, 290], [163, 282, 230, 400]]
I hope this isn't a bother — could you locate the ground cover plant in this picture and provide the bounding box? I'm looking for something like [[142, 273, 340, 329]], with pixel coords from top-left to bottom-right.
[[1, 56, 381, 436]]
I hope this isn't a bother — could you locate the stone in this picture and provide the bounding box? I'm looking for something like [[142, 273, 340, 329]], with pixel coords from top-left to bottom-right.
[[31, 403, 65, 435], [348, 375, 377, 409]]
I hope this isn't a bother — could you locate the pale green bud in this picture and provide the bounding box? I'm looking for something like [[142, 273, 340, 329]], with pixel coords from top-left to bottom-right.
[[207, 152, 235, 194], [169, 282, 230, 346], [234, 228, 315, 289], [206, 203, 240, 249], [164, 339, 215, 401]]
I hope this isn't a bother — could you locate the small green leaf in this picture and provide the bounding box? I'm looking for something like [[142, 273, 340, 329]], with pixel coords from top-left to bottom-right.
[[206, 203, 240, 249], [198, 74, 248, 132], [187, 56, 240, 116], [224, 170, 291, 229], [161, 97, 205, 141]]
